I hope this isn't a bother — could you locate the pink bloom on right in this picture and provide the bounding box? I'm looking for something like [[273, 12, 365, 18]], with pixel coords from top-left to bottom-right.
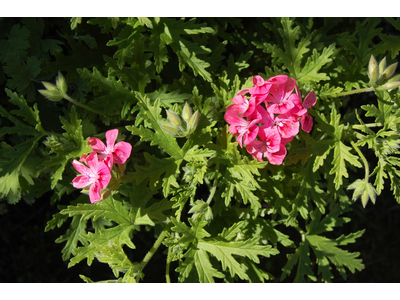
[[224, 74, 317, 165]]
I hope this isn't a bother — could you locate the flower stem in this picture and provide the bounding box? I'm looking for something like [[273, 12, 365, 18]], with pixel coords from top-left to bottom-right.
[[206, 162, 220, 205], [64, 94, 108, 116], [350, 140, 369, 182], [166, 246, 172, 283], [335, 87, 374, 97], [139, 221, 173, 273]]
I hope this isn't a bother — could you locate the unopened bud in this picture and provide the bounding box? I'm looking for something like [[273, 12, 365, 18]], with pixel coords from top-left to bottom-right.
[[188, 110, 199, 131], [387, 74, 400, 82], [381, 62, 398, 81], [377, 81, 400, 91], [166, 110, 182, 127], [181, 102, 192, 122], [42, 81, 58, 90], [378, 57, 387, 75], [159, 120, 179, 136], [56, 71, 68, 94], [38, 89, 63, 102], [368, 55, 379, 85]]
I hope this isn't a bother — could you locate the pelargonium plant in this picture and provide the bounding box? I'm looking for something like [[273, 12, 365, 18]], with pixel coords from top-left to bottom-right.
[[2, 17, 400, 285]]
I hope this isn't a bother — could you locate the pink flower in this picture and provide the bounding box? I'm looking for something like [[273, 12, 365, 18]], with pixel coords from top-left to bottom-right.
[[224, 108, 260, 147], [273, 113, 299, 139], [88, 129, 132, 169], [72, 152, 111, 203], [246, 139, 287, 165]]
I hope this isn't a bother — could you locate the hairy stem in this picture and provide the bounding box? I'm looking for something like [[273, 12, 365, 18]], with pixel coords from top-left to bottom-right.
[[350, 140, 369, 182], [140, 221, 173, 273], [166, 246, 172, 283], [206, 162, 220, 205], [335, 87, 374, 97], [64, 94, 108, 116]]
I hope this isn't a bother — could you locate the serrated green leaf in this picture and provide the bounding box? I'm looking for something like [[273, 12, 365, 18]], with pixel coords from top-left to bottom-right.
[[198, 238, 278, 280], [297, 44, 335, 84]]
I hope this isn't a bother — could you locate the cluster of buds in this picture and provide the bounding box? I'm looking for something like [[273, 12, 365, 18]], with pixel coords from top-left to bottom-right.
[[368, 55, 400, 91], [71, 129, 132, 203], [159, 102, 200, 137], [38, 71, 68, 102]]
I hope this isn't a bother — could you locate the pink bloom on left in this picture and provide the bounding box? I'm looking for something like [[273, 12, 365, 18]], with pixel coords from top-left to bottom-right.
[[72, 152, 112, 203], [88, 129, 132, 169]]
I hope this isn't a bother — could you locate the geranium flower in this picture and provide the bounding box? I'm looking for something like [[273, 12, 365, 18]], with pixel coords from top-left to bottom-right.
[[72, 152, 111, 203], [265, 77, 297, 114], [224, 108, 260, 147], [246, 139, 287, 165], [88, 129, 132, 169]]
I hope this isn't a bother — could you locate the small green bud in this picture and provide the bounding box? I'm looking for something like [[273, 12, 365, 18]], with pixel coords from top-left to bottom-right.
[[368, 55, 379, 85], [378, 81, 400, 91], [38, 89, 63, 102], [181, 102, 192, 122], [387, 74, 400, 82], [381, 62, 398, 81], [42, 81, 58, 90], [166, 110, 182, 127], [159, 120, 179, 136], [378, 56, 387, 75], [56, 71, 68, 94], [188, 110, 199, 131]]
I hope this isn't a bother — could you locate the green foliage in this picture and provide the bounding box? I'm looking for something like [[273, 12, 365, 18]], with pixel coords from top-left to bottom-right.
[[3, 17, 400, 283]]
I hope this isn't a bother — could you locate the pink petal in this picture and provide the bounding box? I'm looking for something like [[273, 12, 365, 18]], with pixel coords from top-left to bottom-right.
[[89, 182, 102, 203], [97, 161, 112, 188], [301, 114, 314, 133], [246, 140, 267, 162], [113, 141, 132, 164], [106, 129, 119, 149], [72, 175, 93, 188], [72, 159, 90, 175], [259, 127, 281, 153], [265, 144, 287, 165], [275, 115, 299, 138], [267, 75, 288, 84], [88, 137, 106, 153], [267, 100, 295, 115], [303, 91, 317, 108], [242, 125, 259, 146], [85, 152, 99, 171]]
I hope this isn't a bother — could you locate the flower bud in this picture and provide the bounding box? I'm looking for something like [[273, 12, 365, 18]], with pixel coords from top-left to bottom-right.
[[188, 110, 199, 131], [166, 109, 182, 127], [377, 81, 400, 91], [381, 62, 398, 81], [387, 74, 400, 82], [181, 102, 192, 122], [56, 71, 68, 94], [378, 56, 387, 75], [368, 55, 379, 85], [42, 81, 58, 90], [38, 89, 63, 102], [159, 120, 179, 136]]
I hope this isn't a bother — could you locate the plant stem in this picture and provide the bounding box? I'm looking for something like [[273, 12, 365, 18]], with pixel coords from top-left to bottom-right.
[[140, 221, 173, 273], [350, 140, 369, 182], [64, 94, 108, 116], [166, 246, 172, 283], [335, 87, 374, 97], [206, 162, 220, 205]]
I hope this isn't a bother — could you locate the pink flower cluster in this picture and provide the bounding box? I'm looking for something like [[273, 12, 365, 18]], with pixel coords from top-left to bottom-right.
[[72, 129, 132, 203], [224, 75, 317, 165]]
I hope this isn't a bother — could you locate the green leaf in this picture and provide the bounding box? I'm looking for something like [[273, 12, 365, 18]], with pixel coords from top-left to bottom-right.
[[198, 238, 279, 280], [297, 44, 335, 84], [55, 215, 88, 261], [193, 249, 225, 283], [307, 234, 364, 281], [347, 179, 377, 207], [127, 92, 184, 160], [0, 23, 30, 63], [330, 141, 362, 190]]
